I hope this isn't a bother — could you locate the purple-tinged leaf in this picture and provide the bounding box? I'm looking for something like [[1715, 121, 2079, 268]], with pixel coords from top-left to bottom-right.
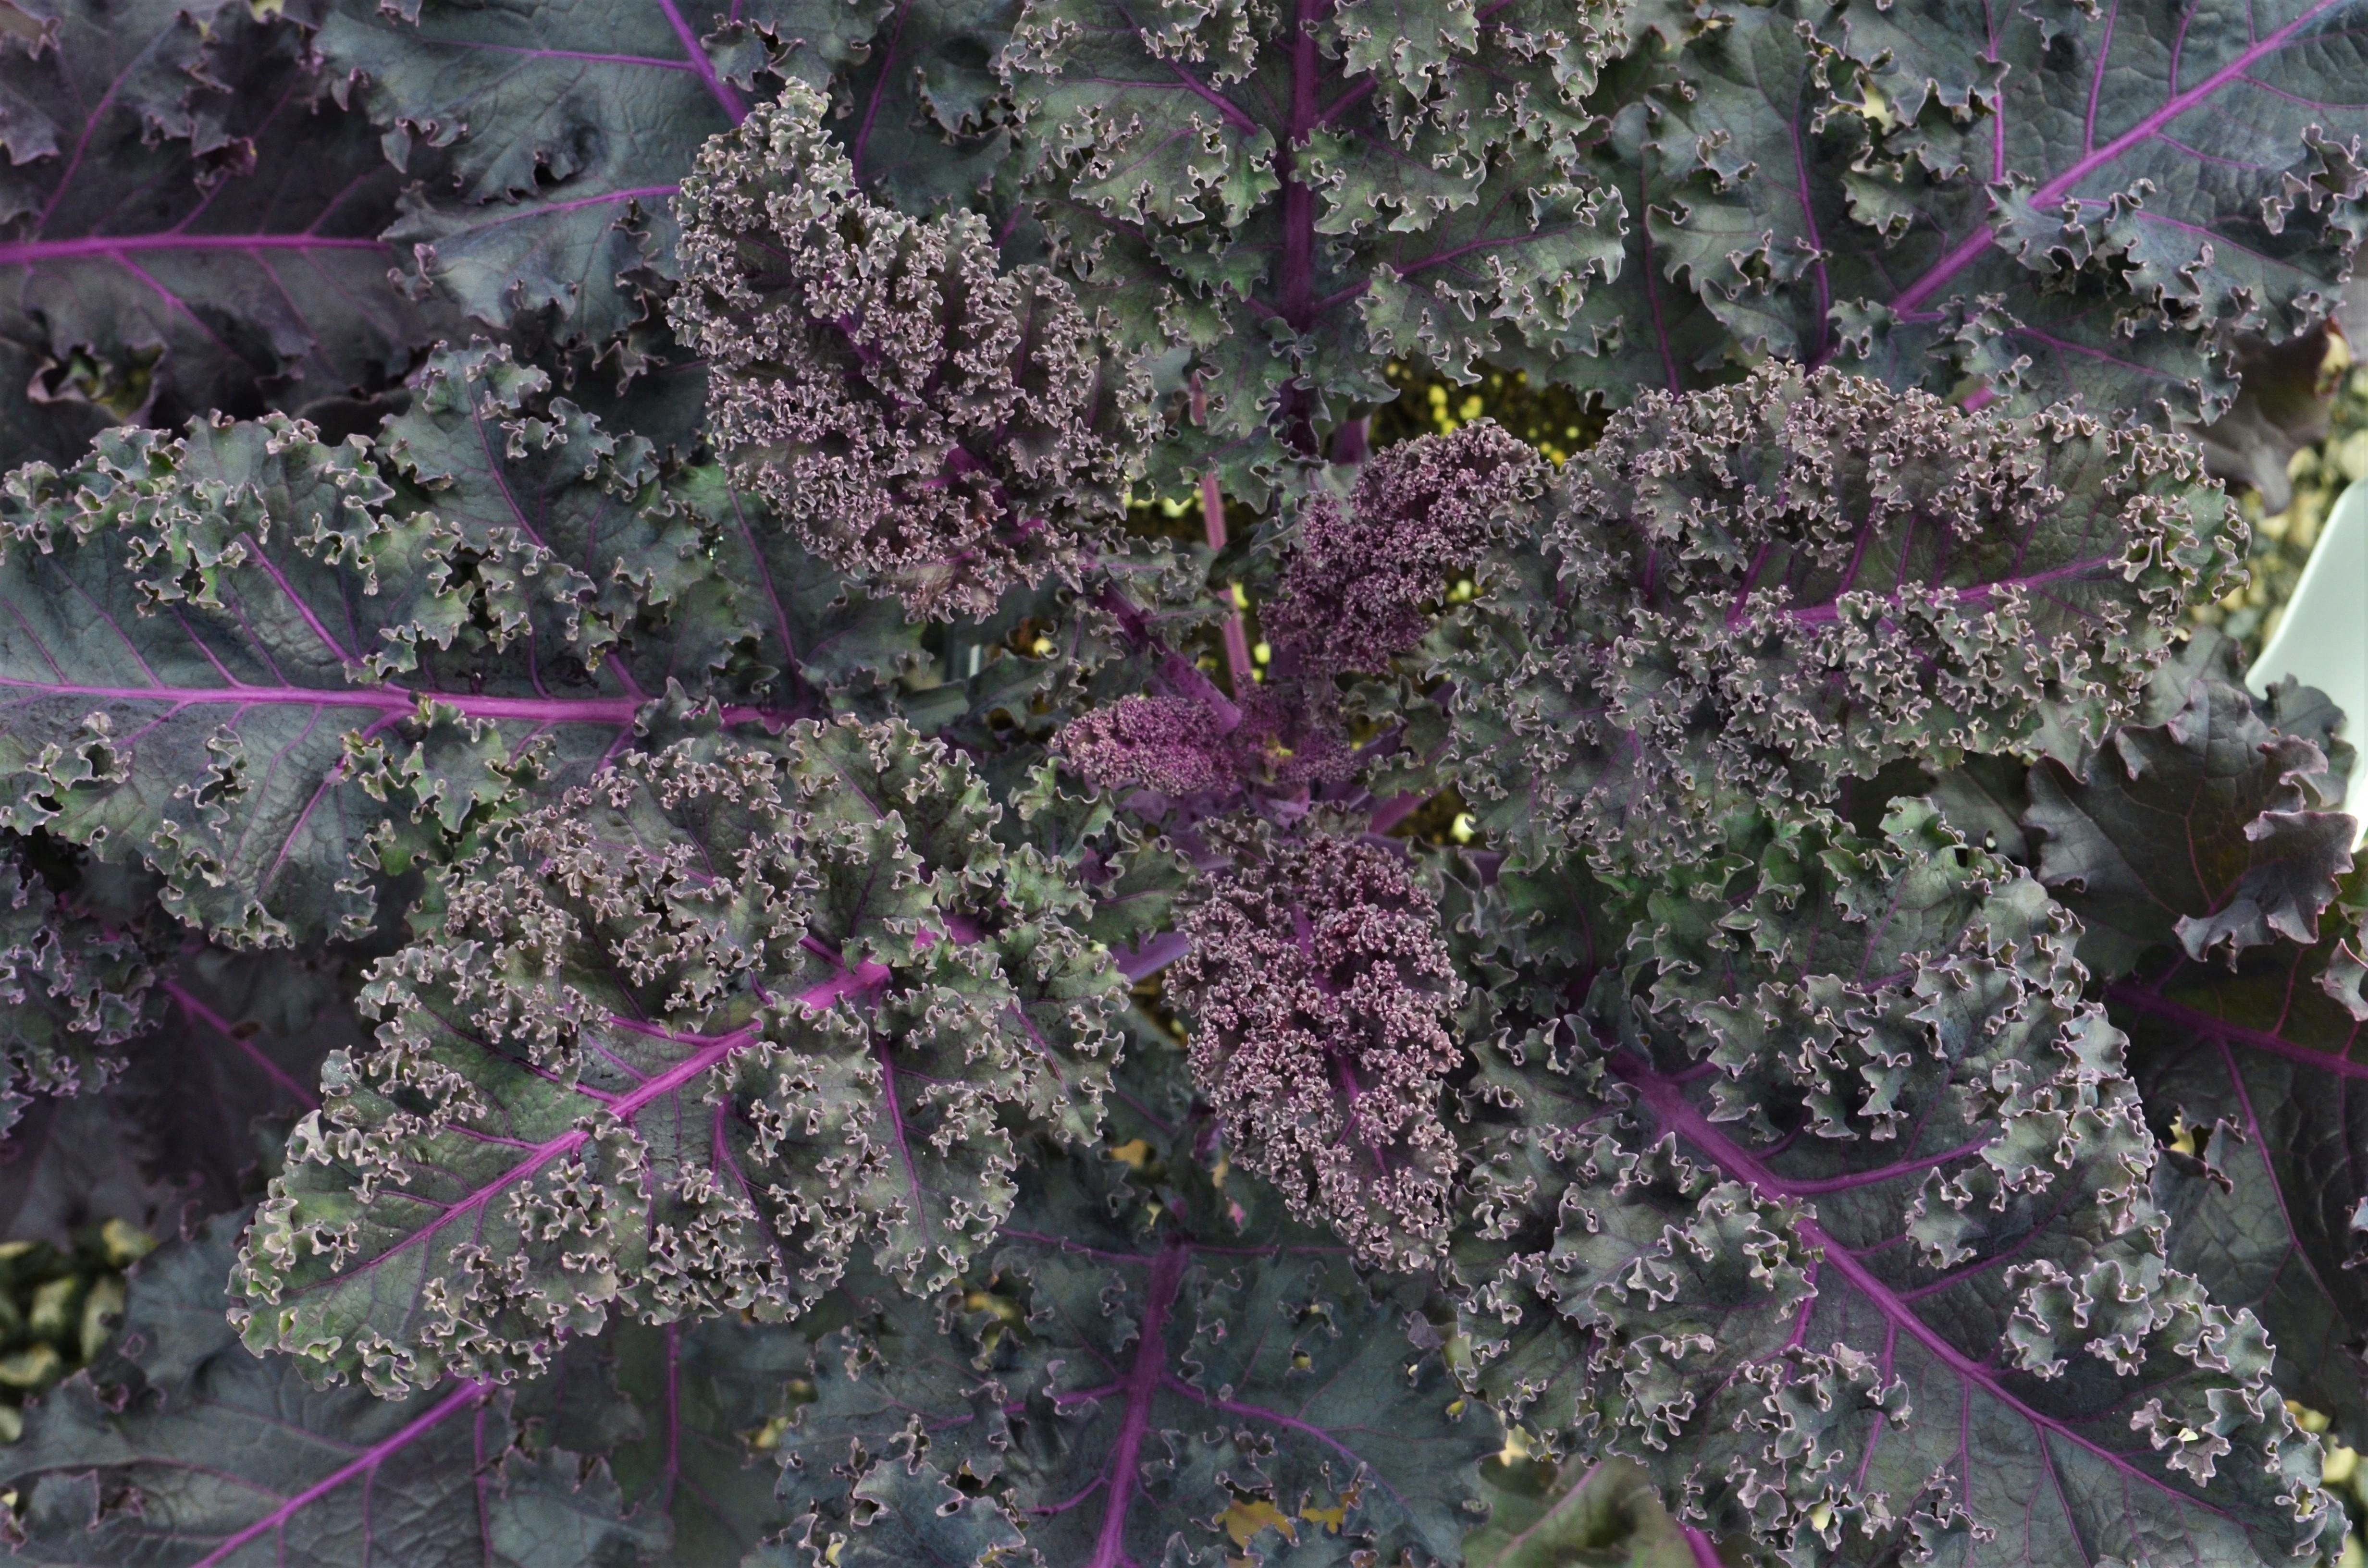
[[671, 89, 1152, 622], [234, 720, 1128, 1393], [773, 1138, 1495, 1567], [1004, 0, 1627, 498], [0, 852, 161, 1138], [118, 947, 362, 1213], [2111, 881, 2368, 1449], [521, 1315, 813, 1562], [1169, 831, 1467, 1272], [1446, 366, 2239, 874], [0, 347, 844, 945], [1556, 0, 2368, 431], [2028, 674, 2356, 976], [0, 0, 443, 466], [1452, 802, 2345, 1563], [321, 0, 1017, 354], [0, 1212, 662, 1568], [0, 1094, 183, 1250]]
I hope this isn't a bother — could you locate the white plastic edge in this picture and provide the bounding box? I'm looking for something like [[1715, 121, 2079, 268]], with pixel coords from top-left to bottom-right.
[[2246, 476, 2368, 844]]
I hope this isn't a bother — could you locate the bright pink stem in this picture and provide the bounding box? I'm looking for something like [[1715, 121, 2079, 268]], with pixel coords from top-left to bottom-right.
[[189, 1380, 491, 1568]]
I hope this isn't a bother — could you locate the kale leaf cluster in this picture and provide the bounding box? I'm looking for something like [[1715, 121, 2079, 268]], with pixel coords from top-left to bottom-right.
[[0, 0, 2365, 1564]]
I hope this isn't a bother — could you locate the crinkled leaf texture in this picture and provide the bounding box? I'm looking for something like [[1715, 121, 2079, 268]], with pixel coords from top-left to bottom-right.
[[771, 1136, 1497, 1568], [1, 1208, 818, 1564], [1169, 830, 1467, 1273], [672, 87, 1151, 621], [1450, 803, 2343, 1565], [1994, 663, 2368, 1449], [0, 852, 160, 1136], [1004, 0, 1627, 493], [321, 0, 1019, 354], [0, 342, 927, 946], [0, 0, 442, 465], [1551, 0, 2368, 433], [1447, 366, 2242, 873], [234, 719, 1128, 1393]]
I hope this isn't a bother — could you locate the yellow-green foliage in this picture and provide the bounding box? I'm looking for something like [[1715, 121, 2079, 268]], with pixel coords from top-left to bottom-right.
[[0, 1220, 151, 1440]]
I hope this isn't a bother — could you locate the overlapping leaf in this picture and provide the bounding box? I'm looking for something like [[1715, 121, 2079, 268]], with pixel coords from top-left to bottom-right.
[[1445, 366, 2240, 873], [1450, 803, 2345, 1564], [1004, 0, 1627, 498], [323, 0, 1021, 354], [234, 719, 1129, 1393], [0, 343, 930, 945], [771, 1132, 1496, 1568], [1, 1215, 641, 1567], [2027, 675, 2356, 974], [1543, 0, 2368, 433], [1992, 669, 2368, 1448], [0, 0, 440, 466], [0, 853, 160, 1137]]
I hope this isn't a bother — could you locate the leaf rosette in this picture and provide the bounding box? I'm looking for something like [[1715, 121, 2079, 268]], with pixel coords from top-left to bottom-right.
[[233, 716, 1129, 1393]]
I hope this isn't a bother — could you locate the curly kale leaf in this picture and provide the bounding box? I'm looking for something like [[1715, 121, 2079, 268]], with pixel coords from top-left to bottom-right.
[[2027, 674, 2356, 975], [1447, 365, 2242, 873], [1003, 0, 1627, 497], [321, 0, 1020, 355], [1450, 802, 2344, 1565], [672, 88, 1152, 621], [2001, 668, 2368, 1447], [1169, 831, 1466, 1272], [1263, 419, 1546, 677], [0, 0, 439, 466], [2, 1208, 823, 1564], [0, 343, 930, 945], [0, 853, 160, 1137], [769, 1138, 1496, 1568], [233, 719, 1128, 1393], [1553, 0, 2368, 433]]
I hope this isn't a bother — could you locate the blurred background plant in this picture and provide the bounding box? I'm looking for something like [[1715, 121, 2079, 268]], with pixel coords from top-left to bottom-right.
[[0, 1222, 150, 1442], [2197, 341, 2368, 661]]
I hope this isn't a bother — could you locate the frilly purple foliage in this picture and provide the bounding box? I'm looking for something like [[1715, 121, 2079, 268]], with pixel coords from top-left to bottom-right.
[[5, 0, 2368, 1557], [1168, 833, 1465, 1271], [670, 85, 1151, 621], [1054, 690, 1354, 800], [1448, 364, 2245, 872], [1266, 420, 1546, 674]]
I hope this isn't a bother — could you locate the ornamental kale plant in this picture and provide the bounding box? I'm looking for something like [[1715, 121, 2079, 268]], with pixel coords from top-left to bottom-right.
[[11, 0, 2368, 1562]]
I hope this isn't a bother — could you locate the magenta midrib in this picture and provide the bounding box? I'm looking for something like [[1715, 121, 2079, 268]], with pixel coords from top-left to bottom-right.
[[308, 959, 897, 1303], [0, 232, 388, 268], [1088, 1240, 1188, 1568], [162, 975, 321, 1111], [0, 675, 789, 729], [188, 1379, 490, 1568], [648, 0, 745, 122], [1890, 0, 2351, 314], [2109, 980, 2368, 1080], [1772, 550, 2127, 626], [1617, 1057, 2236, 1521]]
